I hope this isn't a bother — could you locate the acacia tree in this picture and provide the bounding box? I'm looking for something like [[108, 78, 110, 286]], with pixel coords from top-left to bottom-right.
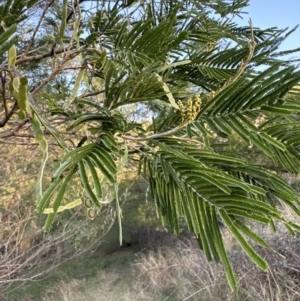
[[1, 0, 300, 289]]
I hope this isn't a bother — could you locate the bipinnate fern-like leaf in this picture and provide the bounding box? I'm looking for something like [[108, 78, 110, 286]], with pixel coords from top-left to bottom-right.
[[17, 0, 300, 292], [144, 139, 300, 289], [37, 136, 119, 229]]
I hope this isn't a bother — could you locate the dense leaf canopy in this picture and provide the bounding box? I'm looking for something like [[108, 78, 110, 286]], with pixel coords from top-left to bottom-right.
[[1, 0, 300, 289]]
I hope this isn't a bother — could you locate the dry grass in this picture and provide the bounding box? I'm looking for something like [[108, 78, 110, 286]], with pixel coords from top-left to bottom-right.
[[133, 235, 231, 301], [232, 228, 300, 300], [41, 268, 141, 301], [0, 201, 115, 298], [38, 222, 300, 301], [132, 223, 300, 301]]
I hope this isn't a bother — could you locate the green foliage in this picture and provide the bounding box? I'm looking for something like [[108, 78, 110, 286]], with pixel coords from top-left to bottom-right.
[[1, 0, 300, 290], [0, 0, 32, 28], [0, 24, 17, 57]]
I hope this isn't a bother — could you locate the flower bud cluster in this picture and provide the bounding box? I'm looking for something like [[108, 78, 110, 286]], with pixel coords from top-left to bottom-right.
[[177, 94, 202, 124]]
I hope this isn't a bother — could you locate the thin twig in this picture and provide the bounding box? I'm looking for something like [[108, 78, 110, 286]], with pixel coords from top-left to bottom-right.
[[0, 72, 8, 117], [79, 89, 105, 98], [122, 126, 183, 141], [0, 119, 29, 138], [31, 67, 63, 96], [205, 18, 256, 105], [0, 102, 18, 128], [13, 45, 78, 66], [0, 141, 60, 146], [23, 0, 56, 57]]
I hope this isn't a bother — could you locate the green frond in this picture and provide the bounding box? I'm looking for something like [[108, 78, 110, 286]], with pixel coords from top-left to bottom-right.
[[144, 139, 300, 290], [219, 209, 268, 271], [37, 139, 121, 228], [44, 166, 77, 230]]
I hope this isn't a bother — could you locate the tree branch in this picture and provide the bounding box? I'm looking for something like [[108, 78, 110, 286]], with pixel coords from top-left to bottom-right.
[[0, 119, 29, 138], [0, 102, 18, 128], [14, 45, 79, 66]]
